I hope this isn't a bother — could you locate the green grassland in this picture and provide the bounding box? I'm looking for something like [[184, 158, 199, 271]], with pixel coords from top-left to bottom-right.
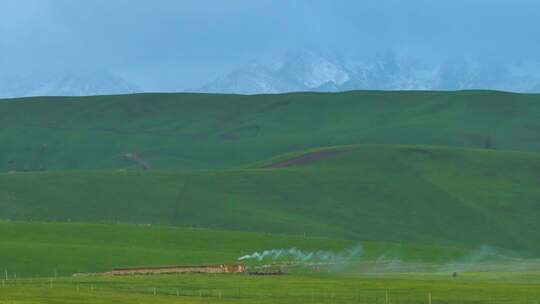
[[0, 222, 537, 303], [1, 91, 540, 302], [1, 145, 539, 254], [1, 90, 540, 171], [1, 270, 540, 304], [0, 221, 472, 277], [0, 220, 348, 277]]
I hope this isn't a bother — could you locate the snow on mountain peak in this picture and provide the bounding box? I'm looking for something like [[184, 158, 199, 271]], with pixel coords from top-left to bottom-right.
[[197, 50, 540, 94], [279, 50, 350, 88], [0, 70, 140, 99]]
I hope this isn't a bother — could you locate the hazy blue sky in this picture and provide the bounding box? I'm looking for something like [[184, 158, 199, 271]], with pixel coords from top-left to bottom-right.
[[1, 0, 539, 90]]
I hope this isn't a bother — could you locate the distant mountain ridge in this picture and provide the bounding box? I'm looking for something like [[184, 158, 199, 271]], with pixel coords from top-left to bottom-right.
[[2, 50, 540, 97], [197, 50, 540, 94], [0, 70, 139, 98]]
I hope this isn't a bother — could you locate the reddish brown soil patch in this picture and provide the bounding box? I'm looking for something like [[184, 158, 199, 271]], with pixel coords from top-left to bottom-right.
[[264, 148, 355, 168]]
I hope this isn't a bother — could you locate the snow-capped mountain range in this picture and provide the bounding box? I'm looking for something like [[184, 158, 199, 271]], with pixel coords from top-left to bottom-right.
[[1, 50, 539, 98], [197, 50, 540, 94], [0, 70, 139, 99]]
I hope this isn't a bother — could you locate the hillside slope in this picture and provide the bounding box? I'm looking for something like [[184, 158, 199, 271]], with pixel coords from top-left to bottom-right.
[[1, 90, 539, 171], [1, 145, 539, 254]]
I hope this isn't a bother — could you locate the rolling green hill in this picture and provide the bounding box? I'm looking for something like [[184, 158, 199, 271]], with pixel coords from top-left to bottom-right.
[[1, 90, 540, 171], [1, 145, 539, 254], [1, 90, 539, 265]]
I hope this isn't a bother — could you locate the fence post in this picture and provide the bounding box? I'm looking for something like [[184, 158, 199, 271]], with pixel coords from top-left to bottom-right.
[[429, 292, 432, 304], [49, 278, 53, 289], [176, 288, 180, 297], [386, 289, 389, 304], [153, 287, 157, 296]]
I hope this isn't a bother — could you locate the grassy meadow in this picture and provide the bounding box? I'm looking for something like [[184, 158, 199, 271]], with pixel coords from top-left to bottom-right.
[[1, 91, 539, 302], [0, 221, 473, 278], [1, 145, 539, 254], [1, 270, 540, 304], [0, 221, 538, 303]]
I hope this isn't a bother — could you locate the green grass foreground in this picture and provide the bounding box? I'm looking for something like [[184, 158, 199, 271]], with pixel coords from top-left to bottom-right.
[[0, 271, 539, 304], [0, 221, 469, 278]]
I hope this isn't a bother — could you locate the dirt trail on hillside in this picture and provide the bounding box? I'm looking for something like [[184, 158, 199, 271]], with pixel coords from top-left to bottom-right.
[[123, 153, 152, 170], [264, 147, 356, 168]]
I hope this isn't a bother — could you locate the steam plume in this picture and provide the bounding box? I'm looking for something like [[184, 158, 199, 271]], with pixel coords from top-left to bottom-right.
[[238, 244, 363, 263]]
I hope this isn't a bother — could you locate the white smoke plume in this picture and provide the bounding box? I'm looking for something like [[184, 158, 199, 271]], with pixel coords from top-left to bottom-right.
[[442, 245, 526, 273], [238, 244, 363, 263]]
